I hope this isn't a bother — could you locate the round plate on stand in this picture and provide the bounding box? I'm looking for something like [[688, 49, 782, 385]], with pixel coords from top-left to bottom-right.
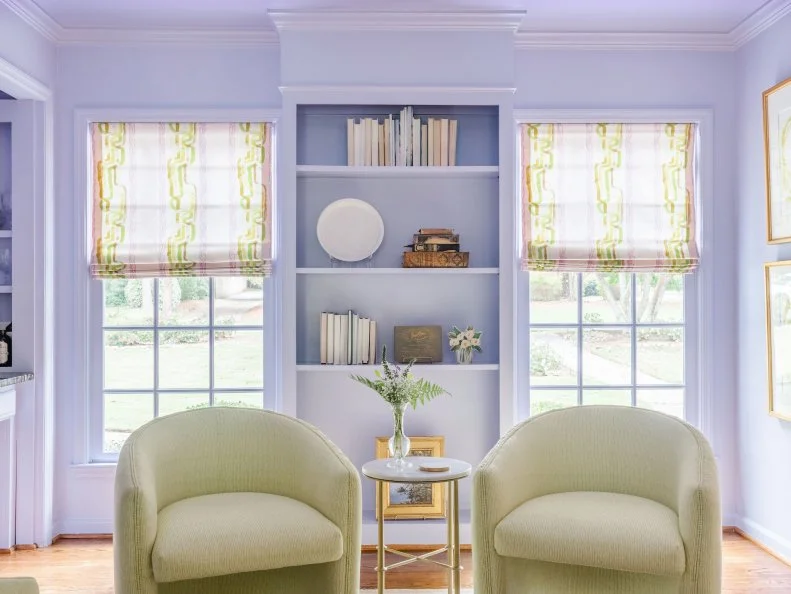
[[316, 198, 385, 262]]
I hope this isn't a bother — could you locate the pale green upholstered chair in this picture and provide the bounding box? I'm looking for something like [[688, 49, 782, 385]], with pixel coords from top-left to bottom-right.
[[0, 578, 39, 593], [114, 407, 361, 594], [473, 405, 721, 594]]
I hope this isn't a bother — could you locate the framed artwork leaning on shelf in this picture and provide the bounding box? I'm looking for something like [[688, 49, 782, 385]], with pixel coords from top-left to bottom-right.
[[765, 261, 791, 420], [374, 435, 445, 519]]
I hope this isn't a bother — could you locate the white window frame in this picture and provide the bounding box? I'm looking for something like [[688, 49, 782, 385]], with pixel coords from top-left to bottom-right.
[[74, 108, 282, 464], [513, 109, 714, 445]]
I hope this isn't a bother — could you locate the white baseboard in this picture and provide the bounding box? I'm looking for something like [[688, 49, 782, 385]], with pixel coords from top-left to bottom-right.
[[53, 519, 113, 536], [736, 516, 791, 564]]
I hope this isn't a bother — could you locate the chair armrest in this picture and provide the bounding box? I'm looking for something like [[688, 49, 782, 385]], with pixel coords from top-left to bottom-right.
[[0, 578, 39, 594], [676, 430, 721, 593], [114, 440, 159, 594]]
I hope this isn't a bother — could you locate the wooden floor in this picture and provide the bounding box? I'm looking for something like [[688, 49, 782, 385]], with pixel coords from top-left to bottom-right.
[[0, 533, 788, 592]]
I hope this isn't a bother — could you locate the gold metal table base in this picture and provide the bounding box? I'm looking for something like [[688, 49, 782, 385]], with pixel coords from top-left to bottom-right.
[[376, 478, 461, 594]]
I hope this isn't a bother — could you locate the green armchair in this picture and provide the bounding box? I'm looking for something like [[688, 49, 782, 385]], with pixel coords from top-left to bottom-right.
[[473, 405, 721, 594], [0, 578, 38, 594], [114, 407, 361, 594]]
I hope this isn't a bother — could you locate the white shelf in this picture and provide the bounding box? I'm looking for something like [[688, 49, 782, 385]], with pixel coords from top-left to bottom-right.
[[0, 287, 10, 294], [0, 232, 10, 239], [297, 267, 499, 275], [298, 364, 499, 372], [296, 165, 498, 178]]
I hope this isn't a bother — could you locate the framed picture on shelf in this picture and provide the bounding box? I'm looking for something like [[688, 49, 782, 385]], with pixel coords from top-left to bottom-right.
[[763, 76, 791, 243], [765, 261, 791, 420], [374, 436, 445, 520]]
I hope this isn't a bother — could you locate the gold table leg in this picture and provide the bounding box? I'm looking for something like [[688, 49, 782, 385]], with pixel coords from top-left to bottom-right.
[[447, 479, 453, 594], [452, 480, 461, 594], [378, 481, 385, 594]]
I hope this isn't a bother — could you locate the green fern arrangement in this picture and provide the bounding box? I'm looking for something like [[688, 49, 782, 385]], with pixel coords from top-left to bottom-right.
[[350, 345, 450, 409]]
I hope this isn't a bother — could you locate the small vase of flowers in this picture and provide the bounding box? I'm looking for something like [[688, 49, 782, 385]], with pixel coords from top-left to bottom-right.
[[351, 345, 449, 468], [448, 325, 483, 365]]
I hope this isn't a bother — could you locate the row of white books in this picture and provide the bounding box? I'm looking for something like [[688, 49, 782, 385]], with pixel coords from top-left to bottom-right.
[[319, 311, 378, 365], [346, 106, 458, 167]]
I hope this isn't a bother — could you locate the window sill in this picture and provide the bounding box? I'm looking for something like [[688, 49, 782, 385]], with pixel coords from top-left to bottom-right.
[[70, 463, 116, 479]]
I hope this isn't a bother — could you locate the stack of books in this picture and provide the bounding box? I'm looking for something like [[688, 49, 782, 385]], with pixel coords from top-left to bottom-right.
[[346, 107, 458, 167], [403, 228, 469, 268], [320, 310, 378, 365]]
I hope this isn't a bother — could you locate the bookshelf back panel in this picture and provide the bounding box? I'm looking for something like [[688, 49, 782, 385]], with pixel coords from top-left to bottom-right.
[[296, 274, 499, 365], [297, 104, 499, 166], [297, 369, 499, 513], [297, 175, 499, 268]]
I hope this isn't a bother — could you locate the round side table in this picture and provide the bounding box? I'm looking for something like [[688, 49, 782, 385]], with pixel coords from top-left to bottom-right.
[[361, 456, 471, 594]]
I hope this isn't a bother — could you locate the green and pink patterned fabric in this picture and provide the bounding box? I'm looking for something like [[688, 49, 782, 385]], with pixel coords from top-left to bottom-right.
[[520, 122, 699, 273], [90, 122, 273, 278]]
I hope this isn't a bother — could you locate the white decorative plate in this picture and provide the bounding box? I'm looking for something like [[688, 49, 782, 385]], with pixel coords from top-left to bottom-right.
[[316, 198, 385, 262]]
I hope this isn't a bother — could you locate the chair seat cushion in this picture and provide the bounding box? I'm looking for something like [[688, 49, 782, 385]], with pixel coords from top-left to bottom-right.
[[494, 491, 686, 577], [152, 492, 344, 583], [0, 578, 39, 594]]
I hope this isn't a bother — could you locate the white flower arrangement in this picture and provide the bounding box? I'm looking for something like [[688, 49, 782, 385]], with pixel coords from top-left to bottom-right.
[[448, 325, 483, 353]]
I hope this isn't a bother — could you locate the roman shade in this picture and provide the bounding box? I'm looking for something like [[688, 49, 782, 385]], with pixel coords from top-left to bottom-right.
[[520, 122, 699, 273], [90, 122, 273, 278]]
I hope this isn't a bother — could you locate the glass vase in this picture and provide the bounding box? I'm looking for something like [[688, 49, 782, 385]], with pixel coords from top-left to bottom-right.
[[387, 402, 411, 468], [456, 348, 474, 364]]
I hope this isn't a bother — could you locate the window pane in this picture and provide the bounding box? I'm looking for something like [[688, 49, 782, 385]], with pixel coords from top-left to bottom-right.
[[215, 391, 264, 409], [159, 392, 210, 417], [158, 330, 210, 389], [214, 330, 264, 389], [103, 279, 154, 326], [531, 389, 577, 416], [637, 389, 684, 419], [582, 328, 631, 386], [583, 389, 631, 406], [214, 278, 264, 326], [582, 273, 632, 324], [104, 392, 153, 453], [530, 329, 578, 386], [104, 330, 154, 390], [529, 272, 578, 324], [637, 327, 684, 385], [159, 278, 209, 326], [636, 274, 683, 323]]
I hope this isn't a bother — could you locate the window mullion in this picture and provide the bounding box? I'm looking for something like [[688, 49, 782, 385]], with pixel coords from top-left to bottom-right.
[[577, 272, 583, 405], [153, 279, 160, 418], [630, 273, 637, 406], [209, 278, 215, 406]]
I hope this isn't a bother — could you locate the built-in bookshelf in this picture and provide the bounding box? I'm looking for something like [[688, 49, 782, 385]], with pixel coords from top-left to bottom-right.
[[290, 96, 508, 542], [0, 123, 11, 323]]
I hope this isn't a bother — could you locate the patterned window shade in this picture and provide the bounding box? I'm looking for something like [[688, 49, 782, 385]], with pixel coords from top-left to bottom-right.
[[90, 121, 273, 278], [520, 122, 699, 273]]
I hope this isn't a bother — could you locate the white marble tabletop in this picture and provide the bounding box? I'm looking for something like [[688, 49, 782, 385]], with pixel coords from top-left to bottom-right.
[[361, 456, 471, 483]]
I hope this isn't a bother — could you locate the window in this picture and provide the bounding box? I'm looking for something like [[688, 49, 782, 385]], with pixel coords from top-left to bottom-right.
[[101, 277, 264, 454], [528, 271, 686, 418], [87, 119, 275, 460], [519, 120, 700, 420]]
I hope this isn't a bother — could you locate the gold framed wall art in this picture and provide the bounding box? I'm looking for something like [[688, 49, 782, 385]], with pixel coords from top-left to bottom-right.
[[764, 76, 791, 243], [374, 436, 445, 519], [765, 261, 791, 420]]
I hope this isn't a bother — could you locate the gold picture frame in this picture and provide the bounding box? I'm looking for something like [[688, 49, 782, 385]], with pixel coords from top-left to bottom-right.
[[763, 76, 791, 243], [374, 436, 445, 520], [765, 261, 791, 420]]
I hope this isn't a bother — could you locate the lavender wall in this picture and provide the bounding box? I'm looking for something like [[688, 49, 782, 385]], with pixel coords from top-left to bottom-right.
[[515, 49, 740, 521], [0, 4, 55, 88], [736, 12, 791, 559]]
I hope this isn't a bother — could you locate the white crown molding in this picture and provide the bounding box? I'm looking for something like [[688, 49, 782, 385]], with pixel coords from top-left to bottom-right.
[[514, 31, 734, 51], [0, 0, 61, 41], [56, 27, 280, 46], [730, 0, 791, 47], [0, 55, 50, 99], [268, 10, 526, 32]]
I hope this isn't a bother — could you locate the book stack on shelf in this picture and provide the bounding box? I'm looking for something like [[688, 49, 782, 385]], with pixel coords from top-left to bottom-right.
[[320, 310, 378, 365], [403, 228, 469, 268], [346, 107, 458, 167]]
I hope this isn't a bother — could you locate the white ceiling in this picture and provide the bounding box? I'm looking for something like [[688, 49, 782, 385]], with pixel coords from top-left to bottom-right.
[[20, 0, 778, 33]]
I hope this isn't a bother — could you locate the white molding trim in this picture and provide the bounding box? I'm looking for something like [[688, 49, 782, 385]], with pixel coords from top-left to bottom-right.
[[737, 516, 791, 564], [0, 0, 60, 42], [278, 86, 516, 107], [730, 0, 791, 47], [268, 9, 525, 32], [53, 519, 114, 536], [513, 31, 734, 51], [0, 56, 50, 101], [56, 27, 280, 47]]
